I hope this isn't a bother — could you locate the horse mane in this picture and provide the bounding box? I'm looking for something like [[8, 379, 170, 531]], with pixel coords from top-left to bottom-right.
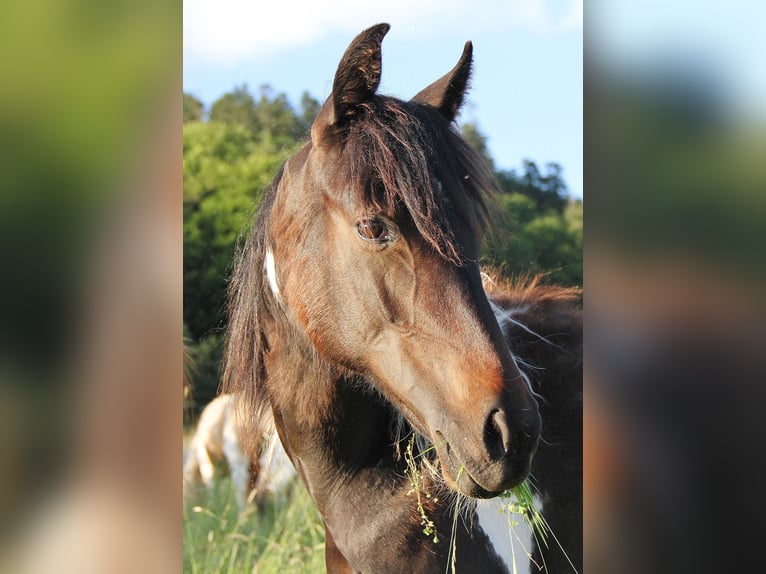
[[221, 164, 284, 456], [339, 96, 495, 264], [481, 270, 582, 310]]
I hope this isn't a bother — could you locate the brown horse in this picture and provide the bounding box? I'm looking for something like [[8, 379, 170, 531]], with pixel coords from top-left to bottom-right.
[[224, 24, 580, 573]]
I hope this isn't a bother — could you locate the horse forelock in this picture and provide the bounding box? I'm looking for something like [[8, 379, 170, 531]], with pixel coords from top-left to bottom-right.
[[337, 96, 494, 264]]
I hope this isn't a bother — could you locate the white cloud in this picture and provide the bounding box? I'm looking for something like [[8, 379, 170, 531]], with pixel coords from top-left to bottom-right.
[[183, 0, 582, 64]]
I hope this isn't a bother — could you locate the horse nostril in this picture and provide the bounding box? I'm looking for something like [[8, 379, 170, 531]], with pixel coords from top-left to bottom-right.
[[484, 409, 513, 460]]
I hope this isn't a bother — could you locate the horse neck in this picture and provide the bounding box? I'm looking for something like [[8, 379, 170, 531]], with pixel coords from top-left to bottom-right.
[[261, 303, 391, 489]]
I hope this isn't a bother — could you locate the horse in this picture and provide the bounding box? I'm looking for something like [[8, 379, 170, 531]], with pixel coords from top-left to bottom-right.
[[224, 24, 581, 573], [183, 393, 297, 510]]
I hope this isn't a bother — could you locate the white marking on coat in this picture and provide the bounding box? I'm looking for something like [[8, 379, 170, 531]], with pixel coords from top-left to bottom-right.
[[476, 495, 544, 574], [264, 247, 280, 301]]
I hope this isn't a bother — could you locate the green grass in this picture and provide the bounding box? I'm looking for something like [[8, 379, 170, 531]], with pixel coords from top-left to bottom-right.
[[183, 475, 325, 574]]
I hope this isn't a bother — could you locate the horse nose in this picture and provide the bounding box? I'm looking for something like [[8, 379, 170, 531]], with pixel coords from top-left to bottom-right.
[[483, 408, 539, 461]]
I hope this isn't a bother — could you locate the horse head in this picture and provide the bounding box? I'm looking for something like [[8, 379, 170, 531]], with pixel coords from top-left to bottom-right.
[[264, 24, 541, 498]]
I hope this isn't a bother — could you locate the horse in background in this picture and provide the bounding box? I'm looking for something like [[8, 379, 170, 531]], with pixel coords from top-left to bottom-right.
[[224, 24, 581, 572], [183, 393, 297, 510]]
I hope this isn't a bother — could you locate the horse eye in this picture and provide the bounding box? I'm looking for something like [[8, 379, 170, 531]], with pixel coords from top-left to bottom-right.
[[356, 217, 390, 243]]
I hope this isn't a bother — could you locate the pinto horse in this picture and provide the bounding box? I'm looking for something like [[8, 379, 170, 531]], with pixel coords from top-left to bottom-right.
[[182, 394, 297, 509], [224, 24, 581, 573]]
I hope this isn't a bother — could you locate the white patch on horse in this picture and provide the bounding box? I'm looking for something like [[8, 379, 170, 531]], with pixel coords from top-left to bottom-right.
[[264, 247, 280, 302], [476, 495, 544, 574]]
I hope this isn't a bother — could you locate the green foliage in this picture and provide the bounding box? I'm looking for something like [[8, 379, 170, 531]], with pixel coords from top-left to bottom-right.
[[482, 161, 582, 288], [403, 435, 439, 543], [500, 481, 579, 573], [184, 86, 313, 399], [456, 125, 581, 288], [299, 91, 321, 130], [184, 475, 325, 573], [209, 84, 258, 130], [184, 92, 205, 123], [208, 84, 316, 147], [496, 160, 569, 214], [253, 85, 307, 146]]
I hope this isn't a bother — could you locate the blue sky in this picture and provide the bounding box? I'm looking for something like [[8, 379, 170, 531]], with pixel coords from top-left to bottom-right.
[[184, 0, 583, 198]]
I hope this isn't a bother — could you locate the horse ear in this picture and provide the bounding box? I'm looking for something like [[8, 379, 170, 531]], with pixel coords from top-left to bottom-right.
[[312, 23, 390, 143], [411, 41, 473, 122]]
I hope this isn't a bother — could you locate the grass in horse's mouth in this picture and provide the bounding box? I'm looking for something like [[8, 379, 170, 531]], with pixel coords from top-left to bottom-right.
[[402, 433, 576, 573], [404, 434, 439, 543]]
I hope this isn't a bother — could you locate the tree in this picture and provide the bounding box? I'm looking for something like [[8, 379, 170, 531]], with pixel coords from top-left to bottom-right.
[[183, 120, 300, 401], [209, 84, 257, 129], [496, 161, 568, 214], [479, 153, 581, 287], [253, 85, 304, 147], [482, 194, 582, 287], [207, 84, 314, 148], [185, 86, 315, 400], [183, 92, 205, 123]]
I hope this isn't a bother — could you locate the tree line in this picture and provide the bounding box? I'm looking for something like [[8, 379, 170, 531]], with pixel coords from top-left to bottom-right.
[[183, 85, 582, 416]]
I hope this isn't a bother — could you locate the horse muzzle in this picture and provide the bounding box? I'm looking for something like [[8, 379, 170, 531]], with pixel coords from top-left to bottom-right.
[[433, 403, 541, 498]]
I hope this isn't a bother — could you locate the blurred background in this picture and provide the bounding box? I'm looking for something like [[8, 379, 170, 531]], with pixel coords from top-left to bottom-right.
[[586, 1, 766, 572], [0, 0, 764, 572], [0, 0, 180, 572]]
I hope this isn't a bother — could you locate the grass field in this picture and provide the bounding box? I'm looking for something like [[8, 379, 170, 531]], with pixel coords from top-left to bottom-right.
[[183, 475, 325, 574]]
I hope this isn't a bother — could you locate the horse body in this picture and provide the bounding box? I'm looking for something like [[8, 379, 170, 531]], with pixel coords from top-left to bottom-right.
[[225, 24, 580, 572]]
